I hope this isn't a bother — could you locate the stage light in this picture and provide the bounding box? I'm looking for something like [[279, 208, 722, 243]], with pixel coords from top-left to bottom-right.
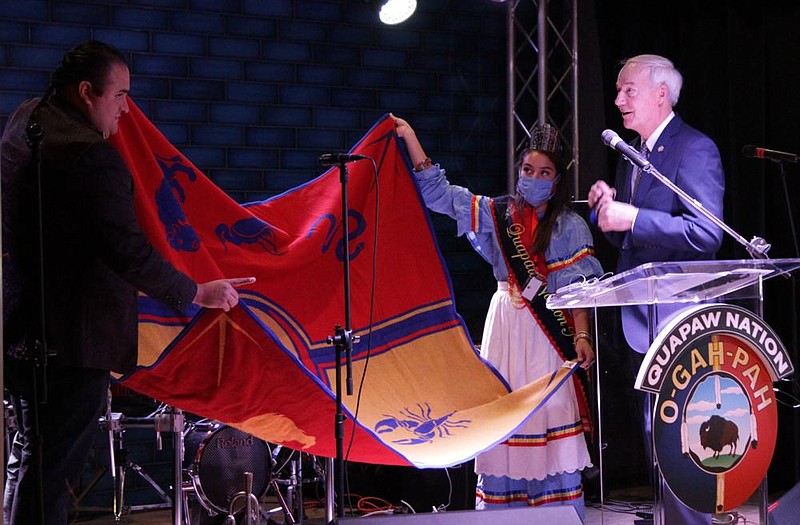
[[379, 0, 417, 25]]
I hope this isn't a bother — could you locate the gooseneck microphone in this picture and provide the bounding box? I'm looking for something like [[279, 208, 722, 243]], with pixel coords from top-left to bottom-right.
[[742, 145, 799, 164], [601, 129, 650, 169], [591, 129, 648, 228], [319, 153, 368, 166], [596, 133, 773, 257]]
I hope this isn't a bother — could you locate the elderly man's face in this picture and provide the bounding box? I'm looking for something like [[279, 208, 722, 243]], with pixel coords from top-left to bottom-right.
[[84, 62, 130, 138], [614, 64, 666, 139]]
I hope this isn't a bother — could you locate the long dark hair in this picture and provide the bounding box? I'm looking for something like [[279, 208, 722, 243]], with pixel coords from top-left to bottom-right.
[[511, 147, 572, 254], [48, 40, 128, 99]]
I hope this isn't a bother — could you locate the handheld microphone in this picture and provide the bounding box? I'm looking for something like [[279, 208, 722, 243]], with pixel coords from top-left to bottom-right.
[[601, 129, 651, 170], [742, 145, 799, 164], [319, 153, 368, 166]]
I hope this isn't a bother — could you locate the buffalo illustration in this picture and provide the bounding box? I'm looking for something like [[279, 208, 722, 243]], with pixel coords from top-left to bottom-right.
[[699, 415, 739, 459]]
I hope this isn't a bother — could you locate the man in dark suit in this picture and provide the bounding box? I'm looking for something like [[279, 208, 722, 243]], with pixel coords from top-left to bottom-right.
[[588, 54, 725, 524], [1, 41, 255, 525]]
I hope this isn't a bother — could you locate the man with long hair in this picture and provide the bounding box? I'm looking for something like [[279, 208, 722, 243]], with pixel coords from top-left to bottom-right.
[[1, 41, 254, 524]]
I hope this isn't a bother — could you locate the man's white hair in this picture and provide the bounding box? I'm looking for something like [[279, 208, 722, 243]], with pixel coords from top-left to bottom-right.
[[620, 54, 683, 107]]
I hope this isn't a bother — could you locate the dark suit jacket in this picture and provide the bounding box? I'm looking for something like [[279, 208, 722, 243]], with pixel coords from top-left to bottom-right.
[[2, 97, 197, 374], [605, 114, 725, 353]]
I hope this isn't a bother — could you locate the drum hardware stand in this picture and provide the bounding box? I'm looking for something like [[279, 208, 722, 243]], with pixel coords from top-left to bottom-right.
[[270, 451, 325, 524], [224, 472, 264, 525], [104, 412, 172, 522], [106, 403, 186, 525], [99, 398, 175, 521], [286, 454, 303, 523], [267, 471, 297, 524], [259, 452, 298, 525], [265, 478, 299, 523], [179, 475, 204, 525], [152, 405, 187, 525]]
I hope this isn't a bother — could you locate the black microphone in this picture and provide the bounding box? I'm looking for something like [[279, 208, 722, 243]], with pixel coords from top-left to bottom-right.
[[742, 145, 799, 164], [601, 129, 651, 170], [318, 153, 368, 166]]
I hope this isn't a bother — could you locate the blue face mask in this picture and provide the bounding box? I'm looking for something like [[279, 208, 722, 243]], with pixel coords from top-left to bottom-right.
[[516, 175, 559, 207]]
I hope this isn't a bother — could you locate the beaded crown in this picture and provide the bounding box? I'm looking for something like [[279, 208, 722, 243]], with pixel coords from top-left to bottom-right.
[[527, 123, 563, 157]]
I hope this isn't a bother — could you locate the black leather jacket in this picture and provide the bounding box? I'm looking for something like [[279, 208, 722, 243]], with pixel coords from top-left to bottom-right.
[[1, 96, 197, 374]]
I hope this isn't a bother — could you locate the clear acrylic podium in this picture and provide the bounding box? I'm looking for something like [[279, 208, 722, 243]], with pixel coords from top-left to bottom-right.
[[546, 258, 800, 525], [547, 258, 800, 312]]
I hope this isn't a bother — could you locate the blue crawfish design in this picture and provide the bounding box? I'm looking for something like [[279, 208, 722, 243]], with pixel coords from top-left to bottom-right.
[[154, 153, 200, 252], [374, 403, 470, 445]]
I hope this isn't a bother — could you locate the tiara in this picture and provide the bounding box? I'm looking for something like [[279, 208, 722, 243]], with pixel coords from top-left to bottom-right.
[[528, 123, 563, 156]]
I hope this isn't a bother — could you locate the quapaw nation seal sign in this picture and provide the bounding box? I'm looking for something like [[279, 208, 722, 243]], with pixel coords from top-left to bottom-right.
[[635, 303, 793, 514]]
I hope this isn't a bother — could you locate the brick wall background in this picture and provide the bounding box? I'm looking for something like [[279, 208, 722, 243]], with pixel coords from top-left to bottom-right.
[[0, 0, 507, 511], [0, 0, 508, 340]]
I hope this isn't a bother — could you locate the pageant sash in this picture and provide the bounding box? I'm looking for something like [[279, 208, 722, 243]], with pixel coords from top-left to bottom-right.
[[490, 197, 592, 434]]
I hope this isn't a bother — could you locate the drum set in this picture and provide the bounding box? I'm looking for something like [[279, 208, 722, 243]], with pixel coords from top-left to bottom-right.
[[98, 389, 326, 525]]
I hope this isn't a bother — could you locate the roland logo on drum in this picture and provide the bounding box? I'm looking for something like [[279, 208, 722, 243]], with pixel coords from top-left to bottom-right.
[[216, 434, 255, 449]]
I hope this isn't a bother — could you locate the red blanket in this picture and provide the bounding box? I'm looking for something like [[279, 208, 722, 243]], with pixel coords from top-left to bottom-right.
[[111, 102, 576, 467]]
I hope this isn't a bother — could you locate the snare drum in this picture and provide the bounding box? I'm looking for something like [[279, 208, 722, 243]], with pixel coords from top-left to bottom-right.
[[183, 421, 271, 514]]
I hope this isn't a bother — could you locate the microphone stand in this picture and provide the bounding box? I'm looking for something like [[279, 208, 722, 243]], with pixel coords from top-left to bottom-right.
[[25, 118, 49, 525], [325, 161, 357, 523], [635, 161, 772, 259]]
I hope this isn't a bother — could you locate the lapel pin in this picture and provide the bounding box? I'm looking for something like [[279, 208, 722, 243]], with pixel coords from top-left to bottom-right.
[[657, 145, 665, 153]]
